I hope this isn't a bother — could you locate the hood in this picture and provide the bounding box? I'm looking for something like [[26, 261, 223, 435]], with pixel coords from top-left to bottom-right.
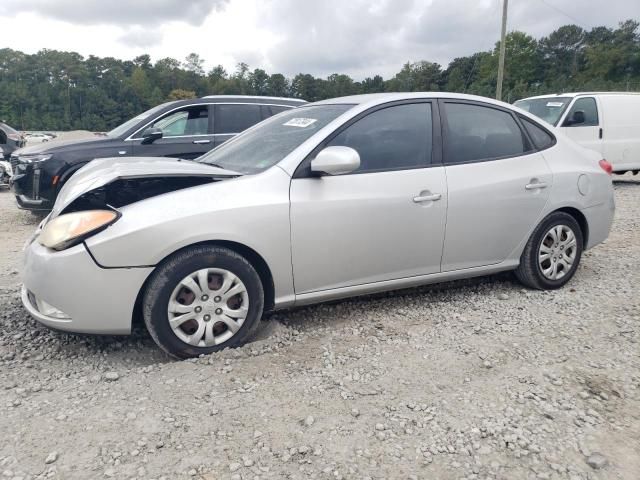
[[51, 156, 241, 218], [14, 136, 114, 156]]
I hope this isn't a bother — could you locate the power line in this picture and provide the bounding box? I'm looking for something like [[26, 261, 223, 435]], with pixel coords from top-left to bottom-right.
[[536, 0, 591, 30]]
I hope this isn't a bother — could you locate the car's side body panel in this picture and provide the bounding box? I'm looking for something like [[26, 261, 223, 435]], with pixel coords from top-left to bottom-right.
[[84, 167, 297, 308], [442, 151, 553, 271], [289, 167, 448, 293]]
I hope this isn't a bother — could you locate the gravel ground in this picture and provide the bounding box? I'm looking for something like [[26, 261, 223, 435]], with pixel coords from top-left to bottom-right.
[[0, 176, 638, 480]]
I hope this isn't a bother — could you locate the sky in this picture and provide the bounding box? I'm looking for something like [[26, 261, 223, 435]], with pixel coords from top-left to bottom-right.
[[0, 0, 638, 80]]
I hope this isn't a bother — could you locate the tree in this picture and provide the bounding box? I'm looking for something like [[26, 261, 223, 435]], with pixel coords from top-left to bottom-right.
[[361, 75, 385, 93], [539, 25, 585, 84], [267, 73, 289, 97], [167, 89, 197, 101], [183, 53, 204, 75], [386, 61, 443, 91], [248, 68, 269, 95], [1, 18, 639, 130]]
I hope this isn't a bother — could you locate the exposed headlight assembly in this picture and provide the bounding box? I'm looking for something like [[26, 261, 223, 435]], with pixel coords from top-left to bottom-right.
[[19, 154, 52, 164], [38, 210, 119, 251]]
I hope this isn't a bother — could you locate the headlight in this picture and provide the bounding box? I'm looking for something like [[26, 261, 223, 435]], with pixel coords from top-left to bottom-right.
[[38, 210, 119, 250], [19, 154, 52, 164]]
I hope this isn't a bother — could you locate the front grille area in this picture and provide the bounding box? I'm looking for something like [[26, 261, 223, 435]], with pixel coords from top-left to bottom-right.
[[10, 157, 37, 198]]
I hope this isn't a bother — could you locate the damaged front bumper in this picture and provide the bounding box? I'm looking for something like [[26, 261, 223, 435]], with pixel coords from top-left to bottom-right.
[[21, 239, 153, 335]]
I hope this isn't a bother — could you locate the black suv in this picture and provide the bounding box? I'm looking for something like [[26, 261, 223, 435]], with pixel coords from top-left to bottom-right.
[[11, 95, 305, 211], [0, 121, 26, 159]]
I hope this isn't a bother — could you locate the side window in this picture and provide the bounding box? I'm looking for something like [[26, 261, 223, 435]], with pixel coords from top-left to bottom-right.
[[520, 117, 555, 150], [148, 105, 209, 137], [563, 97, 599, 127], [443, 103, 527, 164], [261, 105, 290, 119], [215, 104, 262, 134], [326, 103, 432, 173]]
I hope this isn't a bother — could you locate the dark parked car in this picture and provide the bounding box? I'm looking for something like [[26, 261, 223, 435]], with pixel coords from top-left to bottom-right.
[[11, 95, 306, 211], [0, 121, 26, 159]]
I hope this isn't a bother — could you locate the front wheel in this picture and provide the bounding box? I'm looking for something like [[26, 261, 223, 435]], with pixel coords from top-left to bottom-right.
[[515, 212, 584, 290], [143, 246, 264, 359]]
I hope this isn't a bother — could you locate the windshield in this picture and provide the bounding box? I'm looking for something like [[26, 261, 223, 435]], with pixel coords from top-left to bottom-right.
[[0, 123, 19, 135], [107, 102, 177, 138], [199, 104, 353, 174], [514, 97, 571, 126]]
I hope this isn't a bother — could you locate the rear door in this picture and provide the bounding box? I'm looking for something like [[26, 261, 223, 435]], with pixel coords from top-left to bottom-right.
[[131, 104, 214, 159], [440, 100, 553, 271], [213, 103, 263, 147], [558, 96, 603, 155]]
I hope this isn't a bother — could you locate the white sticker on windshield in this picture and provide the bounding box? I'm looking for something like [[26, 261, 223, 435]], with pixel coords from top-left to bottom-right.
[[283, 118, 317, 128], [546, 102, 565, 107]]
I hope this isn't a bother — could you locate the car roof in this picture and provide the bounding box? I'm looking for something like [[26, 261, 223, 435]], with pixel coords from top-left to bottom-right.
[[198, 95, 307, 106], [309, 92, 516, 109], [517, 92, 640, 101], [0, 122, 19, 134]]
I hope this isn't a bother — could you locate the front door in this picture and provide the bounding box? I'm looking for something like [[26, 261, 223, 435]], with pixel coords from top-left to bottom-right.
[[439, 100, 553, 271], [289, 101, 448, 294], [559, 96, 603, 155], [132, 104, 214, 159]]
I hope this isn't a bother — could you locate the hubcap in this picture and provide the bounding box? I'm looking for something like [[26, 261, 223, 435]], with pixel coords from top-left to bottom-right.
[[167, 268, 249, 347], [538, 225, 577, 280]]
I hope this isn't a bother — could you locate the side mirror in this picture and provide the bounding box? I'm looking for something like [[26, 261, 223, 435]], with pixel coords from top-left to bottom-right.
[[565, 110, 585, 126], [310, 146, 360, 176], [141, 127, 163, 144]]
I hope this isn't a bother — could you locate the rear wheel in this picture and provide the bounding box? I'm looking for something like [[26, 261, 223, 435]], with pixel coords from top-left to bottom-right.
[[143, 246, 264, 359], [515, 212, 583, 290]]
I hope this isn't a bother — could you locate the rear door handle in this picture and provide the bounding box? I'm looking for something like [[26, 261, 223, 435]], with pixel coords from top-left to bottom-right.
[[525, 182, 548, 190], [413, 193, 442, 203], [192, 139, 211, 144]]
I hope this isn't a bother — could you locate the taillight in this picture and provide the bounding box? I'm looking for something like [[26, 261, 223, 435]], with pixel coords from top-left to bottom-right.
[[599, 159, 613, 175]]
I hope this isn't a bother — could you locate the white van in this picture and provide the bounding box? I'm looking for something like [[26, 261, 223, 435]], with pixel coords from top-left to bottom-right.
[[514, 92, 640, 174]]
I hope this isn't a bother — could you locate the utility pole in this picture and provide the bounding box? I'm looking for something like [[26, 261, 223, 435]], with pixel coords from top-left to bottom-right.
[[496, 0, 508, 101]]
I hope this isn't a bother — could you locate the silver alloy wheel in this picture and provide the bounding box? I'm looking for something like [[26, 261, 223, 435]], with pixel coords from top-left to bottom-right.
[[538, 224, 577, 280], [167, 268, 249, 347]]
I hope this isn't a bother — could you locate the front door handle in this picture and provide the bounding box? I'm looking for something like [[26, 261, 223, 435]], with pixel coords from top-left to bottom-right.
[[413, 193, 442, 203], [192, 139, 211, 144], [525, 182, 548, 190]]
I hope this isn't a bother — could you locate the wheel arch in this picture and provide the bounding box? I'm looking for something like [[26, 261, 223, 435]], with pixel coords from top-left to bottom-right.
[[132, 239, 276, 328], [554, 207, 589, 247]]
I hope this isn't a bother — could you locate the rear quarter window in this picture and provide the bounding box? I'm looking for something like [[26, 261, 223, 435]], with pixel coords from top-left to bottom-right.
[[520, 117, 555, 150]]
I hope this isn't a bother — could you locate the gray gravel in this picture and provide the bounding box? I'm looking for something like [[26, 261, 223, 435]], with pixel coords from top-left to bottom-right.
[[0, 175, 639, 479]]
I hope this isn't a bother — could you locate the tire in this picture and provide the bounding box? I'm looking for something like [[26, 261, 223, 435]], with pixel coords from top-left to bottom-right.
[[515, 211, 584, 290], [143, 245, 264, 359]]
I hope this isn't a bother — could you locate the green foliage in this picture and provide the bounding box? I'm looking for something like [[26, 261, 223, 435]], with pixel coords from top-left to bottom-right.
[[166, 89, 197, 101], [2, 19, 639, 130]]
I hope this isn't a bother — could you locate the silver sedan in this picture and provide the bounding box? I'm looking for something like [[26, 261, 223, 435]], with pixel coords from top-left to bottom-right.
[[21, 93, 615, 358]]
